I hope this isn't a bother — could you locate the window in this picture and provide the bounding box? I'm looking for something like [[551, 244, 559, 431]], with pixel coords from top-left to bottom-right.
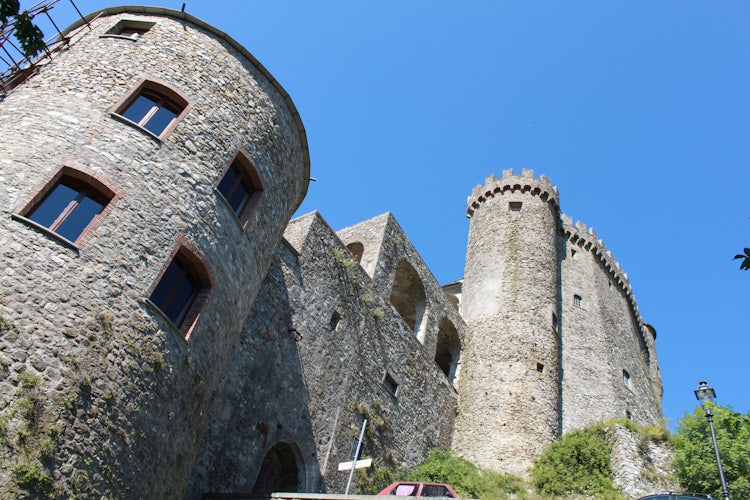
[[330, 311, 341, 331], [103, 20, 155, 40], [573, 294, 582, 307], [113, 79, 190, 139], [509, 201, 522, 211], [216, 151, 264, 226], [536, 362, 544, 373], [623, 369, 632, 390], [16, 167, 120, 247], [383, 371, 398, 396], [149, 246, 211, 339]]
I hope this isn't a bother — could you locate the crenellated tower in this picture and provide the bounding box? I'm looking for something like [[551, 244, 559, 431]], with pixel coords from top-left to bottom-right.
[[453, 168, 562, 476]]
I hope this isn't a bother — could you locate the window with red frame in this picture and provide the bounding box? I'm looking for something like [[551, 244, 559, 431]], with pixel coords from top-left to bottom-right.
[[24, 175, 112, 244], [149, 250, 207, 328], [119, 89, 183, 137], [216, 153, 263, 224]]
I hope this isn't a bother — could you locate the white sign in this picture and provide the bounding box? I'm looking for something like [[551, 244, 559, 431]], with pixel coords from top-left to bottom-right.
[[337, 458, 372, 471]]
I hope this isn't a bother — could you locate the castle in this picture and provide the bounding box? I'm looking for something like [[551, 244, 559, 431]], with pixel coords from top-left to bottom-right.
[[0, 6, 662, 498]]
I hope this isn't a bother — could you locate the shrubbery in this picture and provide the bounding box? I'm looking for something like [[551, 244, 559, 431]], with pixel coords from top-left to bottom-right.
[[408, 449, 526, 500], [530, 425, 625, 499]]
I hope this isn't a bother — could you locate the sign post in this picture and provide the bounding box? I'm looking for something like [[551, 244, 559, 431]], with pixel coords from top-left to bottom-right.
[[344, 419, 367, 495]]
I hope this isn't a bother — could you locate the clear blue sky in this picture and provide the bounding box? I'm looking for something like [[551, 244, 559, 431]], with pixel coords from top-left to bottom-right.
[[21, 1, 750, 431]]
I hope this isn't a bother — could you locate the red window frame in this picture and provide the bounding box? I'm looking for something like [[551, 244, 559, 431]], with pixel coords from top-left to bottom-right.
[[148, 242, 212, 341], [112, 78, 191, 140], [215, 150, 264, 228]]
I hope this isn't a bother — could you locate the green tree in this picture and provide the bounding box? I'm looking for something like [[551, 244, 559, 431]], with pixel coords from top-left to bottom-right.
[[1, 0, 45, 57], [530, 426, 625, 499], [672, 404, 750, 499]]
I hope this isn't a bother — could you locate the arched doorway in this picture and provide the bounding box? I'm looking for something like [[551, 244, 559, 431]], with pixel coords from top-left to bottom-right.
[[250, 441, 304, 495]]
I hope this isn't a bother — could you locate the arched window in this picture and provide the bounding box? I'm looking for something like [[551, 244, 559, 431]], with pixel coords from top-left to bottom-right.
[[15, 165, 122, 247], [389, 260, 428, 342], [149, 244, 211, 340], [113, 79, 190, 139], [216, 150, 264, 228]]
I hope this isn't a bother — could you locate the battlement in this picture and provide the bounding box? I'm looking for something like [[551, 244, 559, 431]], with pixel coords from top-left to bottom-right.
[[561, 214, 649, 343], [466, 168, 559, 217]]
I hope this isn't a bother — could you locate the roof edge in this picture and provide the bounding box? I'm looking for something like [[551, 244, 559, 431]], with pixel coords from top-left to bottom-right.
[[62, 5, 310, 203]]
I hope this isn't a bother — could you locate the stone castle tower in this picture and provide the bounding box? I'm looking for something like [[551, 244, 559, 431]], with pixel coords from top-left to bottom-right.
[[453, 170, 562, 475], [0, 5, 664, 498], [0, 6, 308, 497]]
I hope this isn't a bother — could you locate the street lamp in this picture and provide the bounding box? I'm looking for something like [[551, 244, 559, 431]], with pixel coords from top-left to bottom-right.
[[694, 381, 731, 500]]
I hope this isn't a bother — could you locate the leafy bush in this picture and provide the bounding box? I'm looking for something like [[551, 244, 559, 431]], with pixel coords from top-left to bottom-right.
[[672, 405, 750, 499], [355, 458, 402, 494], [13, 461, 52, 491], [531, 427, 625, 499], [408, 449, 526, 500]]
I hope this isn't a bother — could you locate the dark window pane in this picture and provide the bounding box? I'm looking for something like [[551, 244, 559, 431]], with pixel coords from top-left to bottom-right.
[[28, 183, 78, 228], [217, 164, 239, 197], [55, 195, 104, 242], [422, 485, 451, 497], [150, 260, 182, 310], [144, 105, 177, 136], [218, 163, 251, 215], [150, 258, 200, 326], [122, 94, 157, 124], [226, 184, 249, 214], [163, 272, 196, 323]]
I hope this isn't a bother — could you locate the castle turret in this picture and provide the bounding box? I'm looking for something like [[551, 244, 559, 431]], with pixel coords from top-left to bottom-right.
[[453, 169, 561, 476], [0, 6, 308, 497]]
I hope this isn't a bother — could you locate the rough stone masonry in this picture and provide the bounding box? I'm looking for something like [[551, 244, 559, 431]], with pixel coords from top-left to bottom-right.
[[0, 6, 664, 499]]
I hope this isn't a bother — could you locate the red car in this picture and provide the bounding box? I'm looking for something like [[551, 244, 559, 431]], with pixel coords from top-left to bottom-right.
[[377, 481, 460, 498]]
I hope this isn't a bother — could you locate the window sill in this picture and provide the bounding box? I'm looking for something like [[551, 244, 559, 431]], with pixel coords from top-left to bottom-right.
[[12, 213, 81, 254], [214, 188, 248, 231], [99, 34, 140, 42], [144, 298, 190, 345], [110, 112, 164, 143]]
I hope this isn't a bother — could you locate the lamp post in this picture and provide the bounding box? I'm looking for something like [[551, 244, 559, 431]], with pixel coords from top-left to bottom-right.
[[694, 381, 731, 500]]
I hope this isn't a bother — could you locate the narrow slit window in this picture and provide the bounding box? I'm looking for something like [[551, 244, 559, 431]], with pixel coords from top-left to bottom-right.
[[383, 372, 398, 396], [623, 369, 632, 390], [509, 201, 523, 212], [536, 363, 544, 373], [329, 311, 341, 331]]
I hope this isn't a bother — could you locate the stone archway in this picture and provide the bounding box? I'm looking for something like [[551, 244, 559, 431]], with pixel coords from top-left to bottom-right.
[[250, 441, 304, 495], [390, 260, 428, 342]]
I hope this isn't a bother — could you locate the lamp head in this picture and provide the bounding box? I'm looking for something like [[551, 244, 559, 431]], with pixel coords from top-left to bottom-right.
[[694, 380, 716, 405]]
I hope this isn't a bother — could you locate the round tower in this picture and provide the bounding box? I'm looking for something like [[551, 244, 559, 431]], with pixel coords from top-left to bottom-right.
[[453, 168, 561, 476], [0, 6, 307, 498]]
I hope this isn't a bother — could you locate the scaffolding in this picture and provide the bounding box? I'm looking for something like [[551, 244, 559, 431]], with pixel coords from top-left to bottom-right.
[[0, 0, 89, 94]]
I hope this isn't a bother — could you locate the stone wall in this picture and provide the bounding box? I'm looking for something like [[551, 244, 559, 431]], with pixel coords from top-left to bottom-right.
[[560, 219, 662, 432], [0, 7, 307, 497], [191, 212, 460, 496]]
